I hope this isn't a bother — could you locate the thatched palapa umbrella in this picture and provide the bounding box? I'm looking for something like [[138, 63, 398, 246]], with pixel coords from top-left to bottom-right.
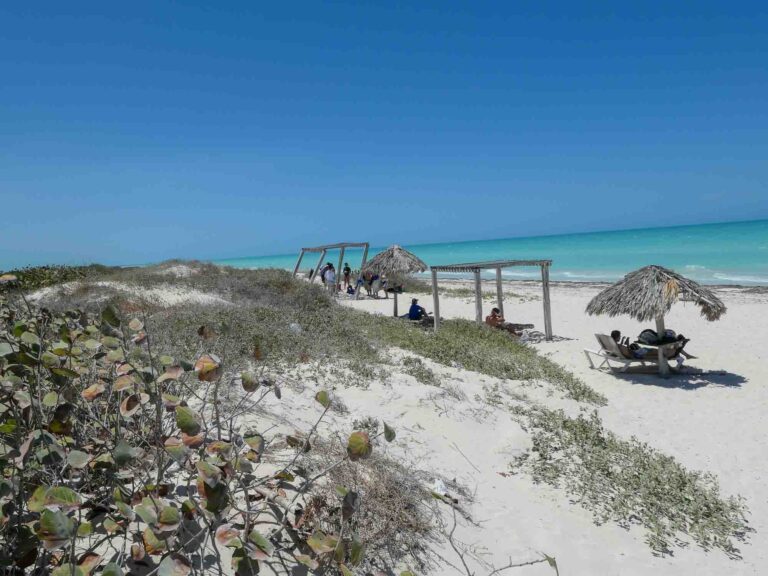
[[362, 245, 428, 316], [586, 265, 726, 376]]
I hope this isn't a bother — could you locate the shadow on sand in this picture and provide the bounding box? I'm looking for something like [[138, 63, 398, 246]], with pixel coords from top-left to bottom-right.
[[603, 366, 747, 390]]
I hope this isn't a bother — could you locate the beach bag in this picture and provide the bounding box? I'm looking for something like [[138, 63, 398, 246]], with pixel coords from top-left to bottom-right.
[[637, 329, 660, 345]]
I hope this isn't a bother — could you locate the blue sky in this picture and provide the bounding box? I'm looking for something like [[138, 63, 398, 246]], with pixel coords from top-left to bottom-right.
[[1, 1, 766, 268]]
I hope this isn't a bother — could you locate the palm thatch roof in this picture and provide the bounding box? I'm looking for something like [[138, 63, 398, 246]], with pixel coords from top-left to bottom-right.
[[362, 245, 427, 276], [586, 265, 726, 322]]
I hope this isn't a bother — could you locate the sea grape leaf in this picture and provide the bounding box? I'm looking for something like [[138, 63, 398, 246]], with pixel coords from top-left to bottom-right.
[[241, 371, 259, 392], [113, 440, 137, 466], [342, 490, 360, 520], [194, 354, 222, 382], [119, 394, 141, 418], [350, 538, 365, 566], [314, 390, 330, 409], [37, 509, 75, 550], [176, 405, 202, 435], [81, 383, 105, 401], [44, 486, 81, 512], [102, 563, 123, 576], [247, 529, 273, 559], [101, 306, 120, 328], [197, 461, 223, 488], [143, 527, 167, 554], [77, 552, 101, 574], [27, 485, 49, 512], [295, 554, 319, 569], [42, 391, 59, 407], [347, 431, 372, 461], [67, 450, 90, 468], [383, 421, 396, 442], [164, 437, 188, 463], [215, 524, 241, 547], [77, 522, 94, 537], [158, 554, 192, 576]]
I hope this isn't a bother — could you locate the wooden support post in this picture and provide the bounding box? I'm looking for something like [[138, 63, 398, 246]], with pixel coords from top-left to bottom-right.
[[656, 316, 669, 377], [495, 267, 504, 317], [311, 250, 327, 285], [293, 249, 305, 276], [473, 269, 483, 324], [393, 292, 398, 317], [431, 269, 440, 331], [354, 243, 369, 300], [541, 264, 553, 341], [337, 246, 345, 292]]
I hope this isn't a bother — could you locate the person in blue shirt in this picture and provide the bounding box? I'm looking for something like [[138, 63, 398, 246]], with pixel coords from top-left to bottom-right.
[[408, 298, 427, 320]]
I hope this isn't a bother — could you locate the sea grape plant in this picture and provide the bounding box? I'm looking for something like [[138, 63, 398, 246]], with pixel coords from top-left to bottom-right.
[[0, 278, 394, 575]]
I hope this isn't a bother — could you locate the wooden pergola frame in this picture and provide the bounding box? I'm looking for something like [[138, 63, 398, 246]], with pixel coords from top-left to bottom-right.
[[292, 242, 370, 298], [429, 259, 553, 340]]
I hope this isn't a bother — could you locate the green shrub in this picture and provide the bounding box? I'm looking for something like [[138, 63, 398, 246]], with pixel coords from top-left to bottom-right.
[[0, 287, 410, 574]]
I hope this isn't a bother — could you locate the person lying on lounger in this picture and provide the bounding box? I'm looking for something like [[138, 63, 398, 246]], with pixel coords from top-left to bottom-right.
[[636, 329, 696, 360]]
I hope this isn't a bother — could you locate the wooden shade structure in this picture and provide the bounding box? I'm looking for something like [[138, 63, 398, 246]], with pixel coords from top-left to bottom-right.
[[293, 242, 370, 298], [586, 265, 726, 376], [429, 259, 553, 340], [362, 245, 428, 316]]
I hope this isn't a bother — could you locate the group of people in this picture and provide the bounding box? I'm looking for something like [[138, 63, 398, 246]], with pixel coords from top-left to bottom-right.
[[361, 271, 389, 298], [308, 262, 399, 299], [310, 261, 355, 296]]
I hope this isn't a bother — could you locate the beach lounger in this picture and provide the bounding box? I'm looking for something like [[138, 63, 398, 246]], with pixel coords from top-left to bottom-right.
[[584, 334, 659, 372]]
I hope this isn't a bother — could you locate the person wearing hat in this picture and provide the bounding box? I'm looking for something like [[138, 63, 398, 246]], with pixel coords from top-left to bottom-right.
[[408, 298, 427, 321]]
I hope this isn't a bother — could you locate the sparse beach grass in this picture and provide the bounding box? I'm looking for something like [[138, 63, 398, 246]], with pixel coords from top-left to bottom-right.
[[510, 406, 752, 558], [28, 264, 601, 404]]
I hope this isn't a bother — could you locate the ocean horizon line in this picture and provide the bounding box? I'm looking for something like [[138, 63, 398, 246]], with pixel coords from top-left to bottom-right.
[[213, 219, 768, 286], [214, 217, 768, 264]]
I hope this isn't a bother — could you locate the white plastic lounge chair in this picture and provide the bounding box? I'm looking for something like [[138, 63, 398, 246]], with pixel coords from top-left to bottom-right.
[[584, 334, 659, 372]]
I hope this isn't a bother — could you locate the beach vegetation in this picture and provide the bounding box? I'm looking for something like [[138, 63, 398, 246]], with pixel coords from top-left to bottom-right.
[[510, 406, 751, 557], [27, 263, 603, 406], [0, 279, 433, 575], [401, 356, 441, 387]]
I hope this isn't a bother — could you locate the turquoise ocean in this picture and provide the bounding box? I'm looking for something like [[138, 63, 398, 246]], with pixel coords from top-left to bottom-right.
[[215, 219, 768, 286]]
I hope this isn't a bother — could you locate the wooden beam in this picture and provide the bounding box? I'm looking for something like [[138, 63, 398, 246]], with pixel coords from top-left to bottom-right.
[[311, 249, 327, 285], [431, 269, 440, 331], [495, 267, 504, 317], [541, 264, 553, 341], [292, 249, 305, 276], [473, 269, 483, 324], [655, 316, 669, 377], [354, 243, 369, 300]]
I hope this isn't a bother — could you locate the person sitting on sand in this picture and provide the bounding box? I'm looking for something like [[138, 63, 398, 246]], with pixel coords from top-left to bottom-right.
[[485, 308, 533, 336], [408, 298, 427, 321], [485, 308, 504, 328]]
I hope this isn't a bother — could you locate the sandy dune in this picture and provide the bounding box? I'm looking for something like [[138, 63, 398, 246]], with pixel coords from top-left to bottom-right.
[[335, 281, 768, 575]]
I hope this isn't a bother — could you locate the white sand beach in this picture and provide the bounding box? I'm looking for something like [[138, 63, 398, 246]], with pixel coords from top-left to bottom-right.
[[335, 281, 768, 575]]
